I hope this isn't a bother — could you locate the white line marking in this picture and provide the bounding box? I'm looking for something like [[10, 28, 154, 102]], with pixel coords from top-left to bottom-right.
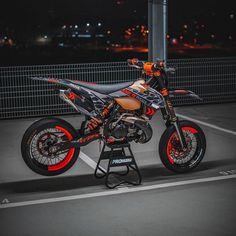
[[79, 151, 106, 172], [1, 174, 236, 209], [177, 113, 236, 136]]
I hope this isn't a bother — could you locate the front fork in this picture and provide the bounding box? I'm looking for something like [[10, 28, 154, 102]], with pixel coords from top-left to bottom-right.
[[159, 78, 188, 150], [161, 98, 187, 150]]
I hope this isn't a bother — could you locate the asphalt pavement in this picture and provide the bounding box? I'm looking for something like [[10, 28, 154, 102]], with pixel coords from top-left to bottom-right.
[[0, 103, 236, 236]]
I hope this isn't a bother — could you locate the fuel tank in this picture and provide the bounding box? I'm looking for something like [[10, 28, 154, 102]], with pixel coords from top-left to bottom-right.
[[115, 97, 141, 110]]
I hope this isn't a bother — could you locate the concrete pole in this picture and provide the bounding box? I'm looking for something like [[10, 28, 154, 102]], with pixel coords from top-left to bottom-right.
[[148, 0, 168, 61]]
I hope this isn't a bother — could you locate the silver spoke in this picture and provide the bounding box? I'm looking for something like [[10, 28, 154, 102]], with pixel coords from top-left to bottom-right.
[[29, 128, 69, 166]]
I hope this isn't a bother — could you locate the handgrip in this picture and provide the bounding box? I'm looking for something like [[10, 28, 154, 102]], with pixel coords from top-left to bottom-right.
[[165, 67, 176, 74], [127, 58, 144, 69], [127, 58, 139, 65]]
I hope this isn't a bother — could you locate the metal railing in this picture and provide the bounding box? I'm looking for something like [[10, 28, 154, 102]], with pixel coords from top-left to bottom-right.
[[1, 57, 236, 119], [168, 57, 236, 105]]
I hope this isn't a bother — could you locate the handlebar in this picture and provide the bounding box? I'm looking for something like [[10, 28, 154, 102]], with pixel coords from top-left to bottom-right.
[[127, 58, 176, 75], [165, 67, 176, 74], [127, 58, 144, 69]]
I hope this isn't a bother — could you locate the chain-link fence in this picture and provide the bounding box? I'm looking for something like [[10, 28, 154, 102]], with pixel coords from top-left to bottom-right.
[[1, 57, 236, 119]]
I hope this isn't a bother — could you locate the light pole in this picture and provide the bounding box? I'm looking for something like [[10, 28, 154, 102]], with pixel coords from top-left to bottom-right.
[[148, 0, 168, 61]]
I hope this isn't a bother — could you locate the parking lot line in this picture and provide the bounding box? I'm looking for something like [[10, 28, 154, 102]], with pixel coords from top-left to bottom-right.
[[1, 174, 236, 209], [79, 151, 106, 172], [177, 114, 236, 136]]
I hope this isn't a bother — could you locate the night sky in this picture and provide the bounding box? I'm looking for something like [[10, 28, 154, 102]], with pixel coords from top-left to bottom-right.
[[0, 0, 235, 65], [1, 0, 235, 29]]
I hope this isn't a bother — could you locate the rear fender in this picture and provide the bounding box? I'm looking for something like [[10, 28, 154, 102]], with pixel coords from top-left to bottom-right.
[[31, 77, 92, 102], [31, 77, 96, 116], [31, 77, 75, 88]]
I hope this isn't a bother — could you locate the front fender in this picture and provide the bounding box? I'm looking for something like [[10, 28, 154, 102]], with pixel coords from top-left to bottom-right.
[[169, 89, 203, 101]]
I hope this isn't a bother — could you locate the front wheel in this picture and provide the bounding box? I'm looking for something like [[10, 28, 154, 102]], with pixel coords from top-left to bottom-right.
[[21, 117, 80, 176], [159, 120, 206, 173]]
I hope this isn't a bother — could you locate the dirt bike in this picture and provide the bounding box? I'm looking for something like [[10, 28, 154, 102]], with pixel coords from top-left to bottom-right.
[[21, 58, 206, 176]]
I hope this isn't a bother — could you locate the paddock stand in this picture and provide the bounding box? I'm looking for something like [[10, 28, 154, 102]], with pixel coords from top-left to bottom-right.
[[94, 141, 142, 189]]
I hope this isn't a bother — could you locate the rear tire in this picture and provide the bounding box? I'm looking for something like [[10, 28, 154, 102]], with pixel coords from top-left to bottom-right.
[[159, 120, 206, 173], [21, 117, 80, 176]]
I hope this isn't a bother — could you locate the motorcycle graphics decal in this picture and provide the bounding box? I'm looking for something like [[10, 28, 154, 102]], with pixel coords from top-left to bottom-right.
[[160, 88, 169, 96], [67, 92, 81, 100], [146, 107, 156, 116], [67, 82, 111, 117], [121, 87, 165, 109], [79, 133, 101, 144], [48, 79, 59, 84], [89, 93, 106, 114]]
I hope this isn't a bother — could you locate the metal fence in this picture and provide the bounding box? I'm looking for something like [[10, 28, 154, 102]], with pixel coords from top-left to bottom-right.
[[1, 57, 236, 119]]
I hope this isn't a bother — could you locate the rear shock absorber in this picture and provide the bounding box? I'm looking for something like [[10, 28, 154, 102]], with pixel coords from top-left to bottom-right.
[[87, 103, 113, 131], [87, 117, 102, 131]]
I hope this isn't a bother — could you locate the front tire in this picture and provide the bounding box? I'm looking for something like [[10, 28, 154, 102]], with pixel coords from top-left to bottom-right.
[[21, 117, 80, 176], [159, 120, 206, 173]]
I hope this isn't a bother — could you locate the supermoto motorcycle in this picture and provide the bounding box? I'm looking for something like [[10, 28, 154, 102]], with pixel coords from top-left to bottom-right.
[[21, 58, 206, 176]]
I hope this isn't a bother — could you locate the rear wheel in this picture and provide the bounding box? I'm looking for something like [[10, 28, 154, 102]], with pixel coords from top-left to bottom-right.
[[159, 120, 206, 173], [21, 117, 80, 176]]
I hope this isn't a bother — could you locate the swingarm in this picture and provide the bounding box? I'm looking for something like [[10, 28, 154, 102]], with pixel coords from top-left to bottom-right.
[[51, 132, 101, 153]]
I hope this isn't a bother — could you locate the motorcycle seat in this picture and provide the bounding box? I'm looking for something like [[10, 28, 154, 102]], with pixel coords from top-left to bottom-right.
[[70, 80, 133, 95]]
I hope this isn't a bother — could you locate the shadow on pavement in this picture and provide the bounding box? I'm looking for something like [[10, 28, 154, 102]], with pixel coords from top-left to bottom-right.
[[1, 158, 235, 195]]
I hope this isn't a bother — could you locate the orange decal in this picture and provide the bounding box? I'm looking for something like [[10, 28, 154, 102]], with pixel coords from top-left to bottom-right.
[[154, 70, 161, 77], [161, 88, 169, 96], [79, 134, 101, 143], [48, 79, 58, 84], [68, 92, 80, 100], [146, 107, 156, 116]]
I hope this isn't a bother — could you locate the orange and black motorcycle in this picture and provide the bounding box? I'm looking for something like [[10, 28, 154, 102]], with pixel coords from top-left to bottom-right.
[[21, 59, 206, 176]]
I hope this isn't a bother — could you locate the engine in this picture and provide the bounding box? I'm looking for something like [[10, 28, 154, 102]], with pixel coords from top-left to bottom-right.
[[110, 123, 129, 139], [108, 113, 153, 143]]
